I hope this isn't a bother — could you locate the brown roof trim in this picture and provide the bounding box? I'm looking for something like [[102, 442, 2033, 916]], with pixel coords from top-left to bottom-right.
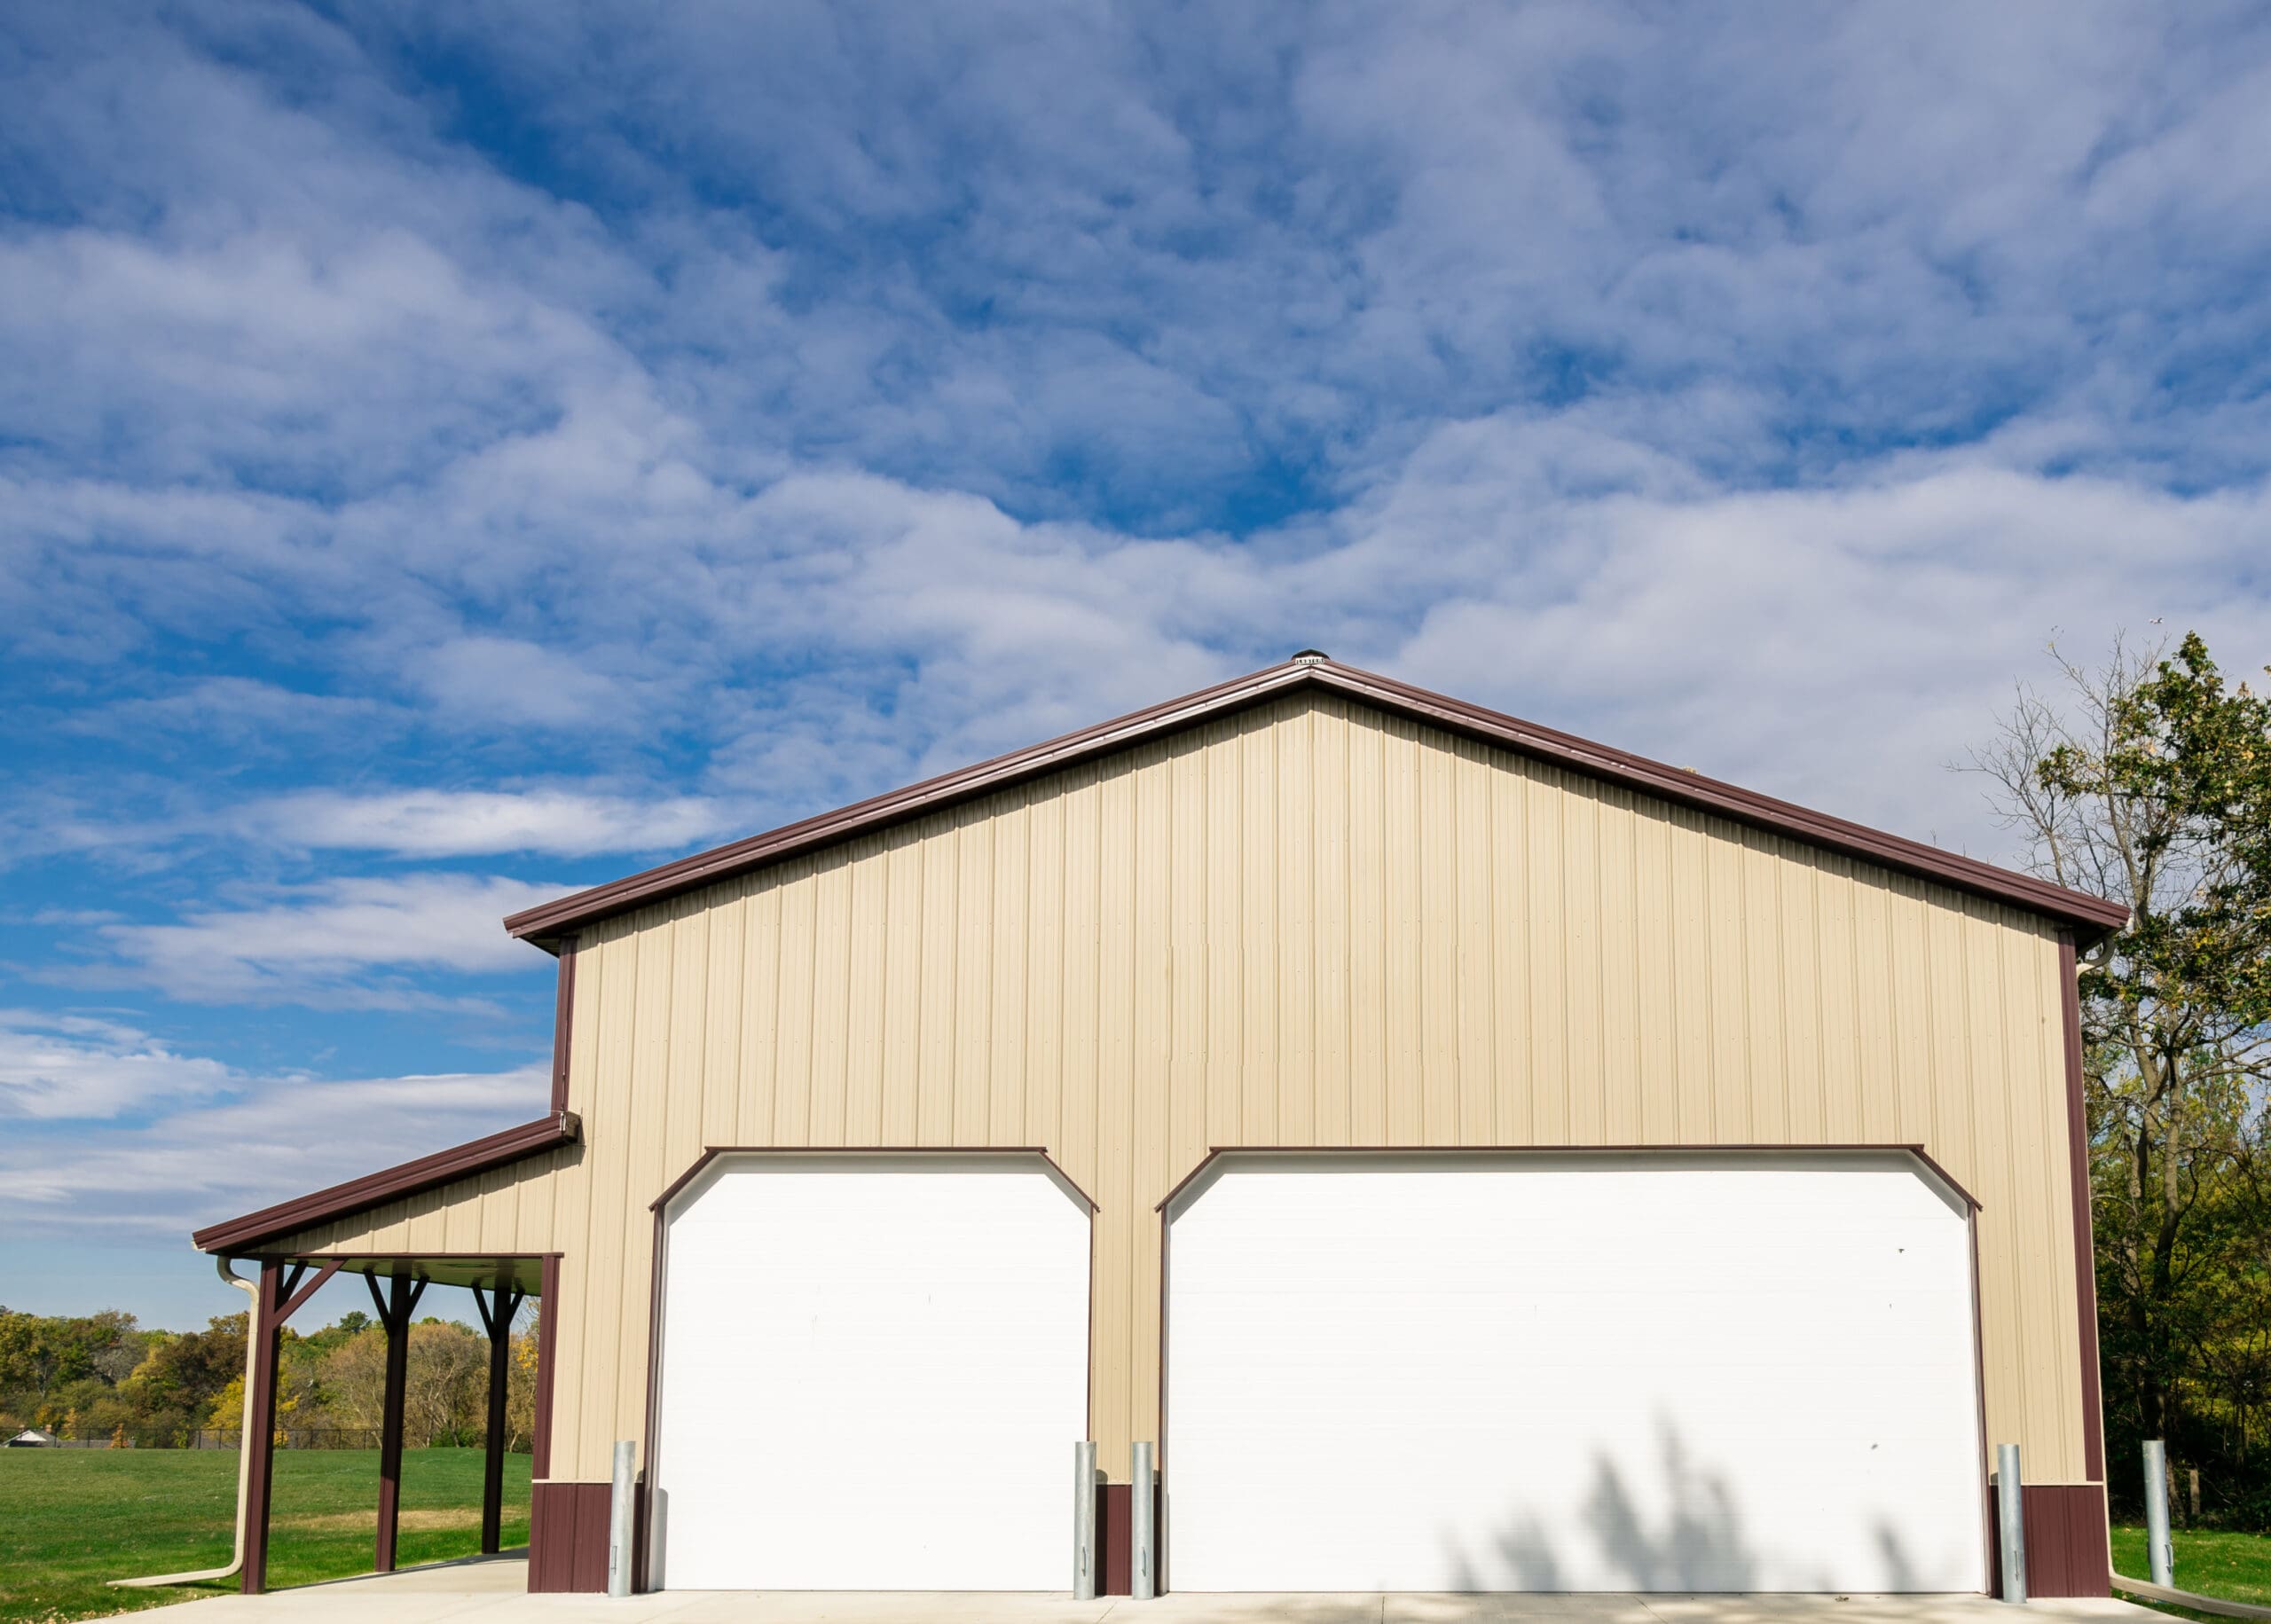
[[502, 657, 2127, 948], [193, 1111, 581, 1255], [1154, 1142, 1984, 1215]]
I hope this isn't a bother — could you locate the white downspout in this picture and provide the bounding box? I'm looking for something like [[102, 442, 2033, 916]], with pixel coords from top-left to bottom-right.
[[110, 1256, 263, 1589]]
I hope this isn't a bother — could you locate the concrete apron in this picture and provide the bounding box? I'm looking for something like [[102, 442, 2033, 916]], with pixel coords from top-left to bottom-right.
[[143, 1558, 2172, 1624]]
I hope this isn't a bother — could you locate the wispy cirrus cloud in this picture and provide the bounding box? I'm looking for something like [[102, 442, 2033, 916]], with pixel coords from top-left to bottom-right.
[[90, 875, 560, 1008], [231, 787, 733, 858], [0, 1008, 237, 1121], [0, 1047, 547, 1238]]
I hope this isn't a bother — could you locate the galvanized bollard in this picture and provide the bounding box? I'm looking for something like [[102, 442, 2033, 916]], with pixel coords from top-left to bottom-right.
[[2143, 1440, 2173, 1587], [608, 1440, 636, 1598], [1073, 1441, 1098, 1599], [1995, 1443, 2027, 1603], [1130, 1441, 1156, 1600]]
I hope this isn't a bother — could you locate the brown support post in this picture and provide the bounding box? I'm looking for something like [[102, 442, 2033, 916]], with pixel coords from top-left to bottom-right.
[[474, 1283, 524, 1557], [371, 1269, 426, 1573], [240, 1261, 283, 1594]]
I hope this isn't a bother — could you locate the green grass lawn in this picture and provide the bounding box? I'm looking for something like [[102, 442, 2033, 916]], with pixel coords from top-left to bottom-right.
[[2112, 1523, 2271, 1610], [0, 1448, 529, 1624]]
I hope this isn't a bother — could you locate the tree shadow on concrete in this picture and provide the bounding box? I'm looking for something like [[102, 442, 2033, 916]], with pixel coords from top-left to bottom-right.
[[1442, 1419, 1911, 1597]]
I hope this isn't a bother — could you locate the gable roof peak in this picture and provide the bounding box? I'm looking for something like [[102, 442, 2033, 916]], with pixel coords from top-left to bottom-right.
[[501, 655, 2126, 948]]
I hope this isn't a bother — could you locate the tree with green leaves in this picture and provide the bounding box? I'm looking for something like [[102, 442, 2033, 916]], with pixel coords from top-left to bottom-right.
[[1975, 632, 2271, 1519]]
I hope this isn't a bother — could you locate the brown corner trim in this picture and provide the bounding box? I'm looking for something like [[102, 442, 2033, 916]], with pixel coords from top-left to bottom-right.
[[193, 1112, 582, 1255], [1156, 1142, 1983, 1215], [648, 1144, 1100, 1214], [532, 1252, 561, 1481], [2060, 933, 2109, 1481], [501, 658, 2128, 949], [549, 937, 579, 1115]]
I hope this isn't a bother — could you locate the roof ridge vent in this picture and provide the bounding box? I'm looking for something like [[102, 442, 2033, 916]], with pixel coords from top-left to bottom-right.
[[1290, 649, 1330, 665]]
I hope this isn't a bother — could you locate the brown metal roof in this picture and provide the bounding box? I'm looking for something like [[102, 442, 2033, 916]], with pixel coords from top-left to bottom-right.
[[193, 1111, 580, 1255], [503, 655, 2128, 948]]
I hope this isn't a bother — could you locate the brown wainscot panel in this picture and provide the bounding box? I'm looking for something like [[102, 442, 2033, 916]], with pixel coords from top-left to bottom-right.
[[1990, 1482, 2110, 1598], [529, 1480, 611, 1594], [1096, 1480, 1165, 1597]]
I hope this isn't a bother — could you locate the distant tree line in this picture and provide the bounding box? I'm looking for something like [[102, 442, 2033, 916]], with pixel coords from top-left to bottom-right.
[[1975, 632, 2271, 1530], [0, 1302, 538, 1451]]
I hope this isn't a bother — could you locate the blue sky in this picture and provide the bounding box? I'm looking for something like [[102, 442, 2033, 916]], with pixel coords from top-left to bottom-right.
[[5, 1, 2270, 1330]]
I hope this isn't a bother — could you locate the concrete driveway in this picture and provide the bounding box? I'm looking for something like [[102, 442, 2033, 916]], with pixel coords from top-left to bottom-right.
[[142, 1555, 2171, 1623]]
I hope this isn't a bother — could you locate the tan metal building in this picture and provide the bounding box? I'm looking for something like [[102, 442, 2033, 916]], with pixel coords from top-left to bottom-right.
[[195, 655, 2126, 1597]]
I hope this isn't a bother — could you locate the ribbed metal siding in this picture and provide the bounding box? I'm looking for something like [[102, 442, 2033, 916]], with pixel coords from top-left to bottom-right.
[[274, 692, 2085, 1487]]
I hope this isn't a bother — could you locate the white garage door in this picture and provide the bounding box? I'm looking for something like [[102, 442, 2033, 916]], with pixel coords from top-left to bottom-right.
[[1165, 1151, 1985, 1593], [651, 1154, 1090, 1589]]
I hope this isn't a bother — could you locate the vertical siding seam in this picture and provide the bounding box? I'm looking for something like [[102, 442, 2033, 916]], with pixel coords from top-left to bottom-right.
[[1373, 714, 1387, 1142], [1919, 890, 1943, 1156], [1559, 775, 1575, 1142], [2008, 922, 2044, 1471], [1809, 859, 1830, 1139], [1308, 707, 1323, 1144], [1520, 770, 1536, 1144], [1444, 735, 1462, 1140], [840, 853, 859, 1143], [1591, 791, 1610, 1145], [1274, 715, 1290, 1142], [1735, 836, 1756, 1139], [1051, 788, 1069, 1157], [584, 926, 631, 1472], [1625, 794, 1646, 1144], [720, 883, 750, 1147], [1022, 786, 1041, 1145], [801, 866, 823, 1145], [1956, 898, 1995, 1462], [1884, 873, 1904, 1142], [1772, 847, 1794, 1140], [1481, 745, 1501, 1145], [1235, 718, 1252, 1142], [1847, 859, 1866, 1136], [947, 818, 965, 1145], [761, 883, 786, 1146], [910, 840, 929, 1142], [1340, 708, 1359, 1142], [1702, 837, 1723, 1143]]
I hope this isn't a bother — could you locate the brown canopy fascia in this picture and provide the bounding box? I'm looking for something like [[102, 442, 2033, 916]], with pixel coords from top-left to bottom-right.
[[257, 1253, 551, 1295], [502, 654, 2129, 951], [193, 1111, 580, 1256]]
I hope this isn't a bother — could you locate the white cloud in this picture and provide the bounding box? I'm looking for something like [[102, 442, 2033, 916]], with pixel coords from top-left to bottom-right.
[[405, 636, 633, 729], [0, 1009, 237, 1121], [0, 1059, 548, 1241], [83, 678, 401, 748], [234, 787, 732, 857], [97, 875, 562, 1007]]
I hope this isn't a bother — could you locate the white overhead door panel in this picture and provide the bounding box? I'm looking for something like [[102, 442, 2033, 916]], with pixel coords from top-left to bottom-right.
[[1166, 1152, 1984, 1593], [653, 1155, 1089, 1590]]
